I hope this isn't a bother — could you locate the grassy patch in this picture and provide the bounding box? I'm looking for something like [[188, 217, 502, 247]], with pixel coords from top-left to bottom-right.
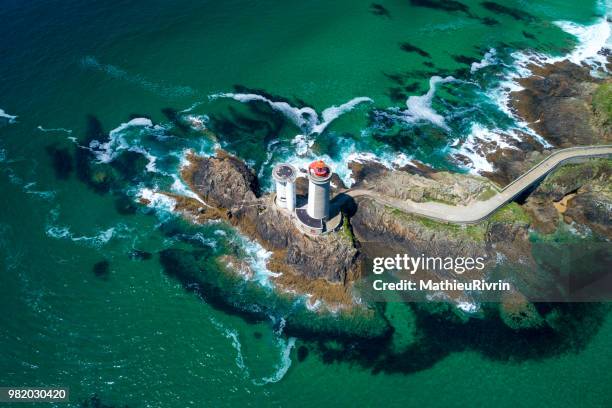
[[593, 82, 612, 125], [388, 207, 486, 241], [339, 213, 356, 244], [477, 186, 498, 201], [490, 202, 531, 224], [542, 159, 611, 189]]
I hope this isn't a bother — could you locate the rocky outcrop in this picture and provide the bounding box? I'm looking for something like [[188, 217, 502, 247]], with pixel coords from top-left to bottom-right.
[[473, 59, 611, 187], [510, 60, 611, 147], [180, 150, 363, 300], [351, 196, 534, 281], [185, 150, 260, 209], [523, 159, 611, 238], [349, 160, 499, 204]]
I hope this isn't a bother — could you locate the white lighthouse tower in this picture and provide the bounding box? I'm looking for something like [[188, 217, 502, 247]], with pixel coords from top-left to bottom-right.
[[273, 163, 297, 212], [306, 160, 332, 220]]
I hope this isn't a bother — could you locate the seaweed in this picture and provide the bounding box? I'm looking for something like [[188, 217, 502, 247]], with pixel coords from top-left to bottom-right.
[[370, 3, 391, 18], [399, 42, 431, 58]]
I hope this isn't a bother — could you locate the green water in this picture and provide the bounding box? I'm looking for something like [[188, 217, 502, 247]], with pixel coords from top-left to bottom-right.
[[1, 1, 611, 406]]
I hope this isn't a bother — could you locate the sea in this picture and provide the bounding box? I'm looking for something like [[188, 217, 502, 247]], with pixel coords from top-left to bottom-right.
[[1, 0, 611, 406]]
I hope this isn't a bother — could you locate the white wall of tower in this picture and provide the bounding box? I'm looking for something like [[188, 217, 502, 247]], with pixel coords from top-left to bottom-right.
[[307, 179, 330, 220]]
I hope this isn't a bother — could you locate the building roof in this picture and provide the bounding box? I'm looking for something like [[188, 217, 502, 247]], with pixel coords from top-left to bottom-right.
[[272, 163, 297, 182], [308, 160, 332, 182]]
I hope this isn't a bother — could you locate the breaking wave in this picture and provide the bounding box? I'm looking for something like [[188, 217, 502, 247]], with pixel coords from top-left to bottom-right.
[[0, 108, 17, 124], [470, 48, 497, 73], [452, 6, 610, 173], [402, 76, 455, 131], [37, 126, 73, 134], [211, 93, 371, 136], [45, 224, 129, 247]]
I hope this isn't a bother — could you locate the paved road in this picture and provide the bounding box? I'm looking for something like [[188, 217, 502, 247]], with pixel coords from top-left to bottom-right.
[[344, 145, 612, 224]]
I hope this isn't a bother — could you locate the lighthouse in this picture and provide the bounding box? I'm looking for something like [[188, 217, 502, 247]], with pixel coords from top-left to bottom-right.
[[272, 163, 297, 212], [306, 160, 332, 220]]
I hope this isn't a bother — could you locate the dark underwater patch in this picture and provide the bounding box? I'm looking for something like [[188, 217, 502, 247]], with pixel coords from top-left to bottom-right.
[[129, 249, 153, 261], [452, 54, 480, 66], [480, 1, 535, 22], [404, 83, 421, 93], [370, 3, 391, 18], [93, 260, 110, 279], [75, 116, 111, 194], [387, 87, 408, 103], [410, 0, 470, 15], [114, 195, 138, 215], [479, 16, 499, 26], [297, 345, 309, 362], [208, 104, 285, 168], [522, 31, 536, 40], [423, 61, 435, 68], [399, 42, 431, 58], [306, 302, 611, 375], [45, 144, 74, 180], [161, 107, 191, 134]]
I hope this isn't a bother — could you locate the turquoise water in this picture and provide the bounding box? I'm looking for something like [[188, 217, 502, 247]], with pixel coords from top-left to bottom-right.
[[1, 1, 611, 406]]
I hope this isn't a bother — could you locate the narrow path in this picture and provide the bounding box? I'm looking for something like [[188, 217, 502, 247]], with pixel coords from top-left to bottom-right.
[[344, 145, 612, 224]]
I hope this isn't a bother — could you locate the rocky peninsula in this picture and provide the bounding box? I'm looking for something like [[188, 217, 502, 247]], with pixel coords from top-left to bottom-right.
[[150, 57, 611, 329]]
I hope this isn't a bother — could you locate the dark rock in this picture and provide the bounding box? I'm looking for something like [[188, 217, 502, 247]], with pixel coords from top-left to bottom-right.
[[188, 150, 260, 209], [510, 60, 609, 147]]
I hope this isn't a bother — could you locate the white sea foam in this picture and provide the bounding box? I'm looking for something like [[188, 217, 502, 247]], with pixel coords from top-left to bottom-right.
[[0, 108, 17, 124], [454, 123, 518, 174], [281, 137, 417, 187], [481, 4, 611, 144], [138, 188, 176, 212], [170, 174, 207, 205], [211, 92, 372, 155], [553, 17, 611, 71], [37, 126, 73, 134], [23, 182, 56, 200], [182, 114, 209, 132], [81, 56, 198, 98], [402, 76, 455, 131], [89, 117, 165, 174], [236, 234, 278, 287], [209, 317, 250, 377], [45, 224, 124, 247], [456, 300, 480, 314], [470, 48, 497, 73], [255, 337, 296, 385]]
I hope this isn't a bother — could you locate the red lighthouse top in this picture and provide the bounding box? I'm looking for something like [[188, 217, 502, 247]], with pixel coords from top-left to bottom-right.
[[309, 160, 330, 178]]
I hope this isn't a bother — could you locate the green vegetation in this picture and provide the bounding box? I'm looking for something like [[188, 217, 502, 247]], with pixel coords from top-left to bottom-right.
[[339, 213, 356, 244], [388, 206, 486, 241], [592, 82, 612, 126], [490, 202, 531, 224], [477, 186, 498, 201], [541, 159, 611, 190]]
